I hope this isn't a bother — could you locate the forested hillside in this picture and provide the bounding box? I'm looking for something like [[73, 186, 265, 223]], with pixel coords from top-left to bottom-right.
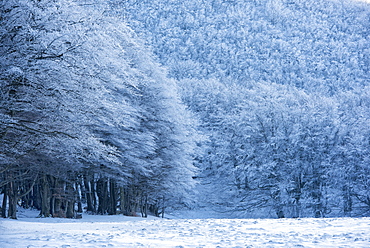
[[1, 0, 370, 219], [119, 0, 370, 218]]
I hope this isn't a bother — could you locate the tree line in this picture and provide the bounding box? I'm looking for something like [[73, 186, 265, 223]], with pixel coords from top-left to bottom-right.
[[0, 0, 199, 219], [179, 80, 370, 218]]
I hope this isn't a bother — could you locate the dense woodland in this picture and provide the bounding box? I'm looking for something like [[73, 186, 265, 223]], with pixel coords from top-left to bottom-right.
[[1, 0, 370, 219]]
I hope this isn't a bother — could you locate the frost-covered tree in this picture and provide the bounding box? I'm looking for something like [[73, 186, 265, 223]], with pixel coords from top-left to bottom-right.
[[1, 0, 198, 219], [1, 0, 120, 218], [236, 85, 341, 218], [180, 78, 370, 218], [329, 88, 370, 216]]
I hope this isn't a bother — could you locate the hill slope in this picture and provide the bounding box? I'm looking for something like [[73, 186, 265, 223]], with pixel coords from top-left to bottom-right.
[[120, 0, 370, 218]]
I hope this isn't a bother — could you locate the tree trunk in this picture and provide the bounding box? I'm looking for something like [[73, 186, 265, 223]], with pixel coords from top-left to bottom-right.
[[292, 198, 301, 218], [92, 179, 97, 213], [120, 187, 135, 216], [272, 189, 284, 219], [140, 194, 148, 218], [119, 186, 127, 215], [53, 196, 64, 218], [66, 200, 74, 218], [1, 184, 8, 218], [97, 178, 108, 215], [292, 174, 303, 218], [108, 179, 117, 215], [66, 182, 75, 218], [51, 177, 65, 218], [8, 181, 17, 219], [32, 184, 42, 211], [161, 197, 165, 218], [40, 175, 51, 217], [343, 185, 352, 217], [83, 176, 95, 213], [76, 183, 83, 213]]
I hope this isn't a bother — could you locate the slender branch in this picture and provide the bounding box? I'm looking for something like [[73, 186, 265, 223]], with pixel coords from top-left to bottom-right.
[[18, 174, 39, 198], [35, 53, 64, 60], [5, 122, 78, 139], [0, 169, 31, 188]]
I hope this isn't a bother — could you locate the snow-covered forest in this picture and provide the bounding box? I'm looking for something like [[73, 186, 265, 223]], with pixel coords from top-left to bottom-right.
[[1, 0, 370, 220]]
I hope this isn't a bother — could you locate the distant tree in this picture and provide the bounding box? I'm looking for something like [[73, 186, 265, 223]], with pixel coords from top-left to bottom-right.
[[330, 88, 370, 216], [122, 0, 370, 93], [179, 79, 365, 218]]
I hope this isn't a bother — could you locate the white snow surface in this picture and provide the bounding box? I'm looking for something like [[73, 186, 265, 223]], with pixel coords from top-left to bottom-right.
[[1, 209, 370, 247]]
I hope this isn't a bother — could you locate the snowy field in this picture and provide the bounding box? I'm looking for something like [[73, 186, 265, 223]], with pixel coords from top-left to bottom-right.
[[1, 210, 370, 247]]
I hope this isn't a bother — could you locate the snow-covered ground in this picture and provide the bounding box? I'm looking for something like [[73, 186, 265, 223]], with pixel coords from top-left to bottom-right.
[[1, 209, 370, 247]]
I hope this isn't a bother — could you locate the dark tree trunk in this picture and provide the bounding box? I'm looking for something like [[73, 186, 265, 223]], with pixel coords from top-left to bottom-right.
[[51, 177, 66, 218], [119, 186, 128, 215], [66, 182, 75, 218], [291, 174, 303, 218], [92, 179, 97, 213], [66, 200, 74, 218], [76, 183, 83, 213], [97, 178, 109, 215], [149, 203, 160, 217], [108, 179, 117, 215], [343, 185, 352, 217], [120, 186, 138, 216], [140, 194, 148, 218], [83, 176, 95, 213], [272, 189, 284, 219], [39, 175, 52, 217], [31, 184, 42, 211], [149, 197, 165, 218], [20, 186, 30, 209], [1, 184, 8, 218], [161, 197, 166, 218], [8, 181, 17, 219], [276, 209, 285, 218]]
